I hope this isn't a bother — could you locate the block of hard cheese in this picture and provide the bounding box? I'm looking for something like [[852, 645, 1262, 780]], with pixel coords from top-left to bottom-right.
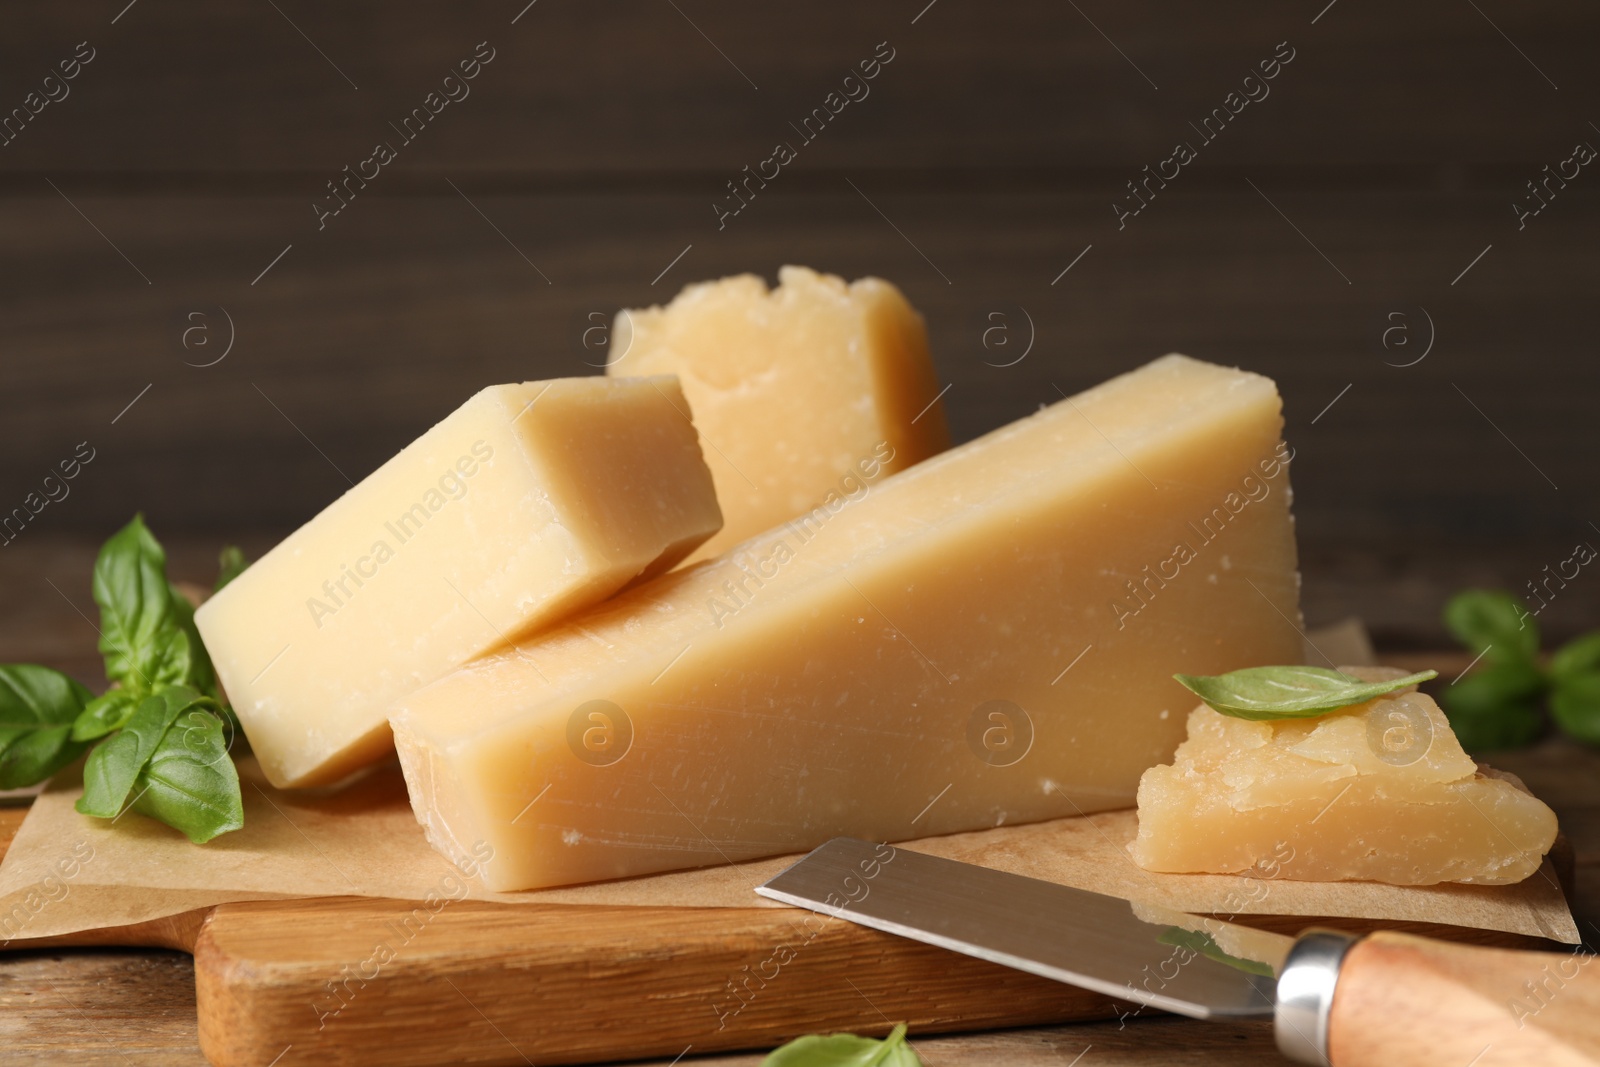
[[391, 355, 1303, 891], [610, 265, 950, 562], [197, 377, 722, 788]]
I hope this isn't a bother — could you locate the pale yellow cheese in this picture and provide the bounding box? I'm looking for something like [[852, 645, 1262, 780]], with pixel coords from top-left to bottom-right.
[[1130, 672, 1559, 885], [610, 265, 950, 562], [196, 377, 721, 788], [391, 354, 1304, 891]]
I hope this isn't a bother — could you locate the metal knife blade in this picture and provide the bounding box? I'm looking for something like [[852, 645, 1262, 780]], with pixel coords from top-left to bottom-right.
[[755, 837, 1282, 1021]]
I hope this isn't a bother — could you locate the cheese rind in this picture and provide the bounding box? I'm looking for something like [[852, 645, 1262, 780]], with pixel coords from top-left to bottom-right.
[[610, 265, 950, 562], [392, 355, 1304, 891], [196, 377, 721, 788], [1130, 677, 1559, 885]]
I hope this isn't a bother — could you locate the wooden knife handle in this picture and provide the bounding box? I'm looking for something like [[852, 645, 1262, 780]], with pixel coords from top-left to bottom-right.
[[1327, 931, 1600, 1066]]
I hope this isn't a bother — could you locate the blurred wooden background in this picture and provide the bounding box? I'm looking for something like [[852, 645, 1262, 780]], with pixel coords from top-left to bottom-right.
[[2, 0, 1598, 653]]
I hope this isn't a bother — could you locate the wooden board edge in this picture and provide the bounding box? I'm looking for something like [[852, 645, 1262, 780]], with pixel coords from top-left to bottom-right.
[[191, 897, 1133, 1067], [186, 886, 1581, 1067]]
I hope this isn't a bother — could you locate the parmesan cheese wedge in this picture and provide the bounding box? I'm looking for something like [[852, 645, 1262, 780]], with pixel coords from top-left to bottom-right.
[[610, 266, 950, 563], [197, 377, 722, 788], [1131, 669, 1559, 885], [392, 354, 1305, 890]]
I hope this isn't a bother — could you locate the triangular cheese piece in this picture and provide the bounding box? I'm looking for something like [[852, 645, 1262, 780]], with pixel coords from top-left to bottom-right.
[[1131, 667, 1558, 885]]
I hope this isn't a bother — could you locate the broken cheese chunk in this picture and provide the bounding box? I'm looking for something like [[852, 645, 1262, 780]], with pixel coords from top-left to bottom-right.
[[610, 265, 950, 562], [392, 354, 1304, 891], [196, 377, 722, 788], [1131, 673, 1558, 885]]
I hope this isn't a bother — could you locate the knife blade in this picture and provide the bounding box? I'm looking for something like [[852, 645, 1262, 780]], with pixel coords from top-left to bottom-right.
[[757, 839, 1600, 1066], [757, 836, 1282, 1019]]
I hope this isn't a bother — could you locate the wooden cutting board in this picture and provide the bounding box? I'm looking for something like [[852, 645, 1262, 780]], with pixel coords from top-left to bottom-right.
[[0, 809, 1573, 1067]]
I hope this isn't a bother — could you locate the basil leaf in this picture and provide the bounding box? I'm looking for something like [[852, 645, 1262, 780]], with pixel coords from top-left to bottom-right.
[[1173, 666, 1438, 721], [0, 664, 93, 789], [71, 688, 142, 741], [92, 515, 179, 692], [128, 705, 243, 843], [763, 1024, 921, 1067], [1443, 589, 1538, 666], [1438, 660, 1546, 753], [1551, 673, 1600, 746], [146, 617, 196, 690], [1438, 659, 1545, 719], [165, 583, 220, 702], [1550, 632, 1600, 685], [1446, 701, 1545, 753], [76, 685, 206, 818], [92, 518, 223, 703], [215, 546, 249, 592], [1156, 927, 1275, 978]]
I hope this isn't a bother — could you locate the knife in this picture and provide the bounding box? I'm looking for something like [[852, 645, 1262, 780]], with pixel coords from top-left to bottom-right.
[[755, 838, 1598, 1067]]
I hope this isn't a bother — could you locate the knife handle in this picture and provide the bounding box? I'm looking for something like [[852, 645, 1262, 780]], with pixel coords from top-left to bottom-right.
[[1316, 931, 1600, 1066]]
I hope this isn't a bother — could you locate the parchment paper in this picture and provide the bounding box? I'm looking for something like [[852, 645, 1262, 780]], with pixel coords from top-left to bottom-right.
[[0, 618, 1578, 947], [0, 754, 1576, 946]]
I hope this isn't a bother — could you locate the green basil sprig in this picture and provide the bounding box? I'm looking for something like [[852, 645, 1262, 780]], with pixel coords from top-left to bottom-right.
[[762, 1023, 923, 1067], [1173, 665, 1437, 721], [1442, 588, 1600, 751], [3, 515, 248, 843]]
